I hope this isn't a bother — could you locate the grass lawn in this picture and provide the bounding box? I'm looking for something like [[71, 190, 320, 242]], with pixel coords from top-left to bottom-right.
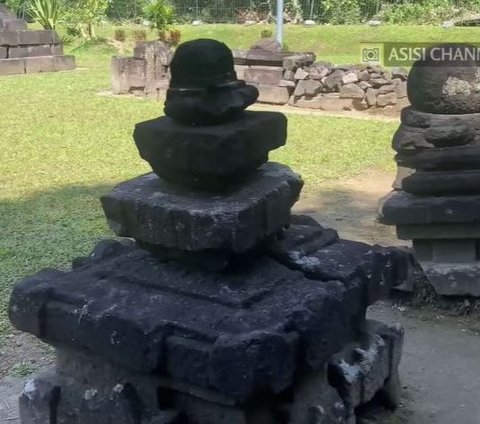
[[3, 21, 469, 344]]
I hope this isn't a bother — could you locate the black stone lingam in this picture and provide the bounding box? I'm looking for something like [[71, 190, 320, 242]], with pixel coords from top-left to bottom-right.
[[164, 39, 259, 126], [10, 39, 413, 424]]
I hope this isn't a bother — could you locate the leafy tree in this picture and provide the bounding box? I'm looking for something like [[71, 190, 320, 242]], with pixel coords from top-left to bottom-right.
[[29, 0, 61, 29], [64, 0, 109, 38], [144, 0, 174, 37]]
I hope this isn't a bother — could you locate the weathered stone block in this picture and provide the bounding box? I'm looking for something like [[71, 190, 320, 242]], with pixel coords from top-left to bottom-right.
[[8, 45, 27, 58], [244, 65, 283, 85], [397, 223, 480, 240], [420, 262, 480, 296], [402, 170, 480, 195], [253, 83, 290, 104], [26, 44, 52, 57], [234, 64, 248, 80], [52, 43, 64, 56], [412, 145, 480, 171], [0, 46, 6, 59], [293, 95, 354, 112], [10, 239, 377, 401], [340, 83, 365, 99], [37, 30, 56, 44], [0, 57, 24, 75], [1, 18, 27, 30], [18, 30, 40, 45], [101, 163, 302, 252], [377, 92, 397, 107], [25, 56, 55, 73], [53, 55, 75, 71], [379, 190, 480, 225], [134, 111, 287, 189], [0, 30, 18, 45], [111, 56, 146, 94]]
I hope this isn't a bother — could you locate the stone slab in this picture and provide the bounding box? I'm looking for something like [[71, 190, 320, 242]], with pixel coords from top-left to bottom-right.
[[397, 223, 480, 240], [401, 170, 480, 195], [111, 56, 146, 94], [26, 44, 52, 57], [0, 46, 6, 59], [413, 239, 477, 263], [8, 45, 27, 58], [10, 241, 376, 402], [24, 56, 54, 73], [412, 145, 480, 171], [101, 164, 303, 252], [1, 18, 27, 30], [379, 190, 480, 225], [251, 83, 290, 104], [53, 55, 75, 71], [243, 65, 283, 85], [0, 57, 25, 75], [134, 111, 287, 189], [328, 320, 404, 420], [0, 30, 18, 46], [18, 30, 40, 45], [421, 262, 480, 296]]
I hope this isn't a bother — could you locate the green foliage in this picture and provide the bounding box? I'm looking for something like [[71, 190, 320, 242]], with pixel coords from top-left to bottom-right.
[[4, 0, 25, 15], [144, 0, 174, 35], [106, 0, 148, 21], [260, 29, 273, 38], [29, 0, 61, 29], [63, 0, 110, 38], [113, 28, 126, 41]]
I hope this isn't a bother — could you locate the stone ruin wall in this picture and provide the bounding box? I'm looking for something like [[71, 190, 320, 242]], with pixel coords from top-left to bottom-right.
[[0, 4, 75, 75], [111, 40, 409, 113]]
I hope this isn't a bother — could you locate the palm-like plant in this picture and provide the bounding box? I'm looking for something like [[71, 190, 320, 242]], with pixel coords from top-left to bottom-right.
[[29, 0, 60, 29]]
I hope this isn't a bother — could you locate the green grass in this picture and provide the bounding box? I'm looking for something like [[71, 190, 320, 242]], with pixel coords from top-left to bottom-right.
[[1, 22, 445, 344], [88, 22, 480, 64]]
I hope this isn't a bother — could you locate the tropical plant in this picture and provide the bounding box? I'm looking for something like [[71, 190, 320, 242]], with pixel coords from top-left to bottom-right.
[[132, 29, 147, 41], [64, 0, 109, 38], [114, 28, 126, 41], [29, 0, 61, 29], [144, 0, 175, 38]]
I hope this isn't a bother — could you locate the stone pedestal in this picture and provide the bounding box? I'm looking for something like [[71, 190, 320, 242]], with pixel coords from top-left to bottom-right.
[[379, 45, 480, 296], [10, 39, 412, 424], [0, 4, 75, 75]]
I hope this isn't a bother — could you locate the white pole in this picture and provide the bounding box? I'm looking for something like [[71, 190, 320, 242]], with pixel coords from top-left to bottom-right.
[[276, 0, 284, 46]]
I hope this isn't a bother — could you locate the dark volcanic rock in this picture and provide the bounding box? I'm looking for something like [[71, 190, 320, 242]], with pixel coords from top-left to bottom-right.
[[412, 145, 480, 171], [379, 190, 480, 225], [101, 163, 303, 252], [401, 170, 480, 195], [165, 39, 258, 126], [10, 242, 380, 402], [134, 111, 287, 190], [407, 44, 480, 114]]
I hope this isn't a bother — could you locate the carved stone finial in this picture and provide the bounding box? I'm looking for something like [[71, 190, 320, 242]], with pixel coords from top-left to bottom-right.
[[164, 39, 259, 126]]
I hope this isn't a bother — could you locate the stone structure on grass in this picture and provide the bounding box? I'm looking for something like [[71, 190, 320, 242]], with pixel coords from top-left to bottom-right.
[[234, 39, 409, 111], [111, 40, 173, 100], [112, 37, 408, 112], [11, 39, 413, 423], [379, 44, 480, 296], [0, 3, 75, 75]]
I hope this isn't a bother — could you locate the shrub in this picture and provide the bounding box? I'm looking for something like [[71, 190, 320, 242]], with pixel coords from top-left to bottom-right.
[[260, 29, 273, 38], [29, 0, 61, 29], [144, 0, 174, 37], [114, 28, 126, 42], [132, 29, 147, 41], [169, 29, 182, 46]]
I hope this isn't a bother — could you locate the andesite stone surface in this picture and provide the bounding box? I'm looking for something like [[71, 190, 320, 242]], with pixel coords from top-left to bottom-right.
[[379, 44, 480, 296], [101, 164, 303, 252], [133, 111, 287, 190], [11, 38, 411, 424]]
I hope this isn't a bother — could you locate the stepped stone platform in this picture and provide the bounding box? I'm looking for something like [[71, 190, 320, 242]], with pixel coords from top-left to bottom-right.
[[379, 44, 480, 296], [0, 4, 75, 75], [11, 39, 415, 424]]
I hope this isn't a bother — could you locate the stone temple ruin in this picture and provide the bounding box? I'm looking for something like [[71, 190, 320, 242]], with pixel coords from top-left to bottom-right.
[[379, 44, 480, 297], [112, 37, 408, 112], [0, 3, 75, 75], [11, 39, 413, 423]]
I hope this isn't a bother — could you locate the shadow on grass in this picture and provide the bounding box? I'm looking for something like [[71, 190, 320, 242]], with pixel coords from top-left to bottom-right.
[[0, 183, 117, 337]]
